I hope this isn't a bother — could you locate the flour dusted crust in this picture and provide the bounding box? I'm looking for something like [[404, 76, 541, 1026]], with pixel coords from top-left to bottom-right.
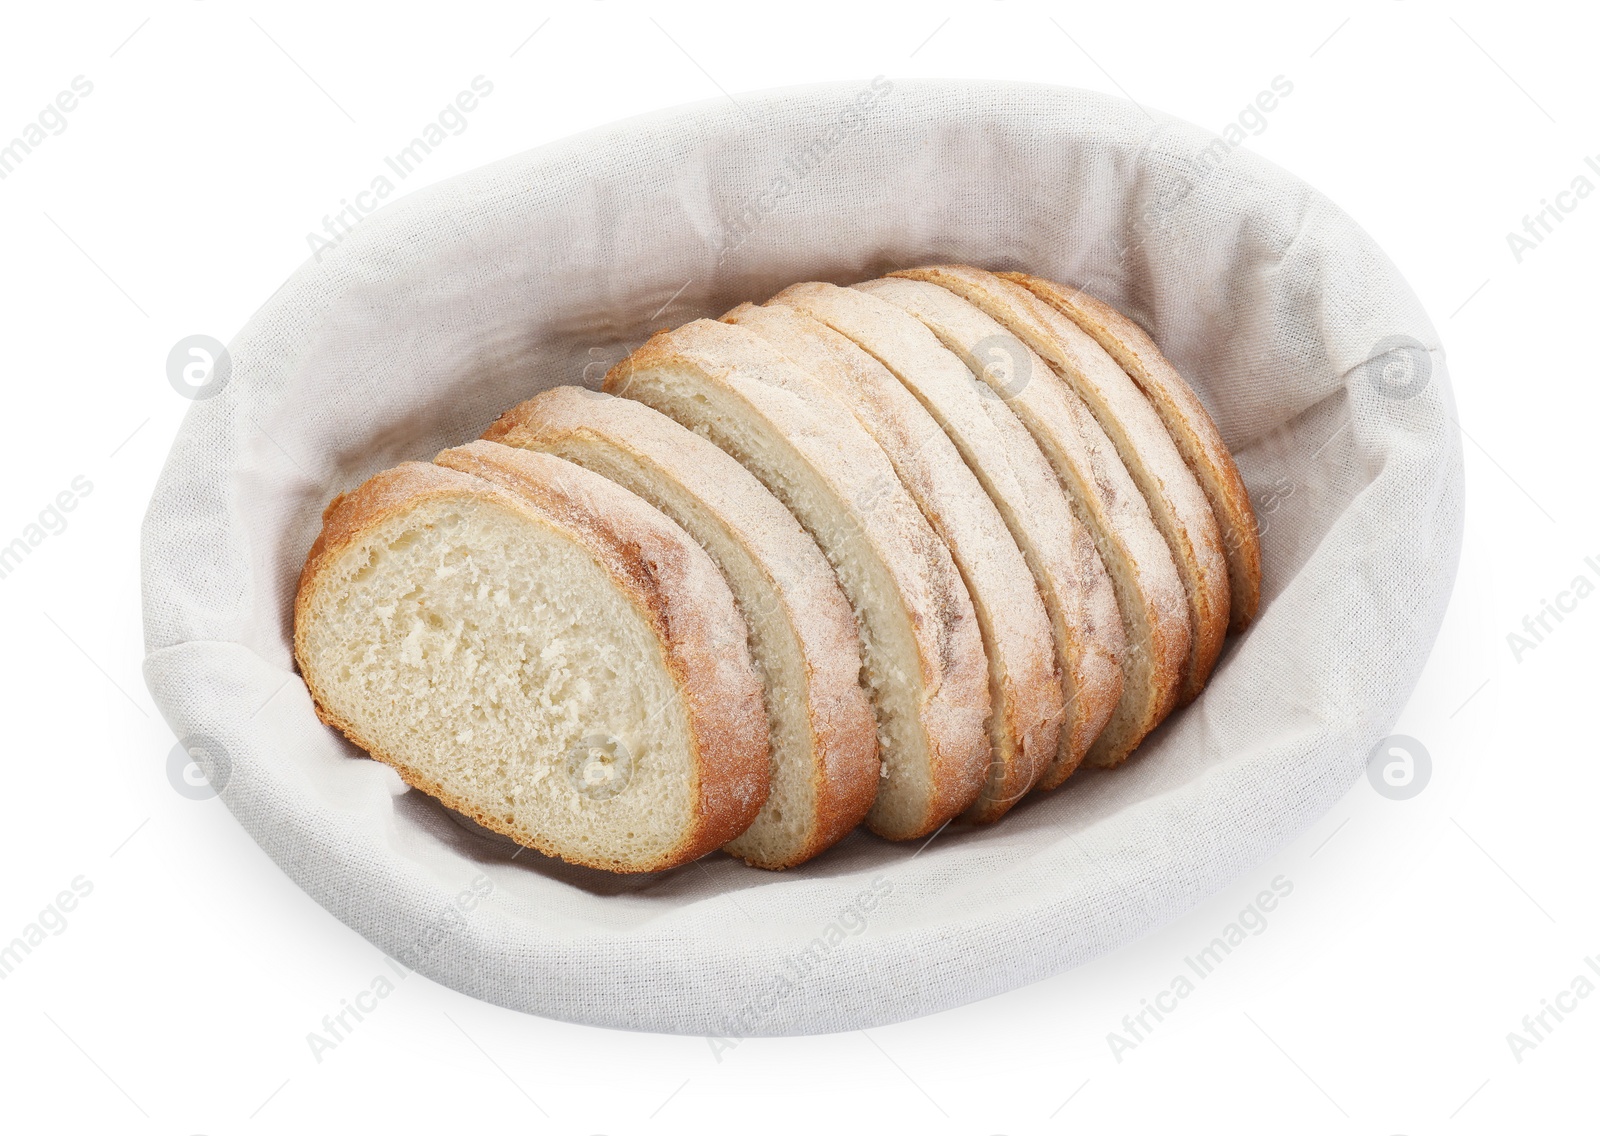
[[294, 453, 769, 872], [725, 298, 1061, 821], [771, 283, 1125, 789], [852, 277, 1188, 766], [1001, 272, 1261, 632], [485, 388, 879, 867], [606, 319, 991, 838], [888, 266, 1229, 706]]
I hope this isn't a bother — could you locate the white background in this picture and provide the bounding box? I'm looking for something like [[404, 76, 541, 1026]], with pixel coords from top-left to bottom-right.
[[1, 1, 1595, 1132]]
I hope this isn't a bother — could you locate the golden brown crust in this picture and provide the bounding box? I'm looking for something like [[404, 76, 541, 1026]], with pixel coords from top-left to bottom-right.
[[891, 266, 1230, 706], [606, 319, 991, 838], [1001, 273, 1262, 631], [732, 293, 1062, 821], [293, 453, 768, 873], [852, 276, 1186, 767], [826, 281, 1127, 788], [486, 387, 879, 868]]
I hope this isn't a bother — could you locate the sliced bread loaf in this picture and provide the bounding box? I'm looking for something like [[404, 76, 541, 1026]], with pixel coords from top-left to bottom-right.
[[1000, 272, 1261, 631], [294, 450, 769, 873], [883, 267, 1230, 705], [483, 387, 878, 869], [749, 287, 1123, 790], [605, 319, 991, 839], [723, 299, 1062, 821], [845, 280, 1189, 766]]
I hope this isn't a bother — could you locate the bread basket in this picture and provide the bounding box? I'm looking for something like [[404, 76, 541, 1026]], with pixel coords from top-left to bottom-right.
[[141, 79, 1462, 1035]]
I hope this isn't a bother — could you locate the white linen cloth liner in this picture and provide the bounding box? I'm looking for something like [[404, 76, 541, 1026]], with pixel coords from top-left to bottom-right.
[[141, 80, 1463, 1036]]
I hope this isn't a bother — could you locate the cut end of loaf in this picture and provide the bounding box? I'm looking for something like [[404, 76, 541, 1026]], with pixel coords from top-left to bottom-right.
[[294, 454, 769, 873]]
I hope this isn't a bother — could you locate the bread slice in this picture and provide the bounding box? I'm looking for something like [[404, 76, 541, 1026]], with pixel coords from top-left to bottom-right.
[[723, 300, 1062, 820], [605, 319, 991, 840], [883, 267, 1229, 705], [838, 281, 1187, 765], [999, 272, 1261, 631], [483, 387, 878, 868], [294, 450, 769, 873], [745, 289, 1123, 790]]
